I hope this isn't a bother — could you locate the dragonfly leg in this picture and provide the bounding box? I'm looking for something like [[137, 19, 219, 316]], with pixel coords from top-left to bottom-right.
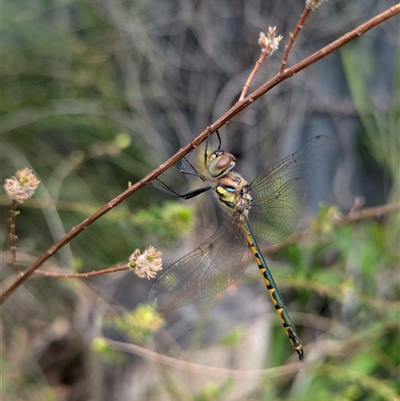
[[152, 129, 221, 199], [180, 155, 205, 180], [180, 128, 223, 178], [204, 129, 222, 169], [151, 178, 213, 200]]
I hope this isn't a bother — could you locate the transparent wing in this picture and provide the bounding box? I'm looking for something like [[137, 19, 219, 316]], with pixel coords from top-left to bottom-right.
[[149, 218, 250, 309], [248, 135, 330, 244]]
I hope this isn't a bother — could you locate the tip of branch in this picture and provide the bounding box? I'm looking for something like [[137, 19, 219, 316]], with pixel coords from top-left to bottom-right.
[[258, 27, 283, 56]]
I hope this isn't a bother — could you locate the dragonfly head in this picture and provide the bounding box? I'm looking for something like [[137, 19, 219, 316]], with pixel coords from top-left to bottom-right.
[[207, 150, 236, 178]]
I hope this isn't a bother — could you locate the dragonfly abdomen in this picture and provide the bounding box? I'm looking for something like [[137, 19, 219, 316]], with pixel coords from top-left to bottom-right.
[[244, 223, 304, 360]]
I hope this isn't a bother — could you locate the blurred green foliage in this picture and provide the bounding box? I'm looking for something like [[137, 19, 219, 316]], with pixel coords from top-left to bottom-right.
[[341, 43, 400, 184], [91, 337, 127, 364], [104, 305, 164, 344]]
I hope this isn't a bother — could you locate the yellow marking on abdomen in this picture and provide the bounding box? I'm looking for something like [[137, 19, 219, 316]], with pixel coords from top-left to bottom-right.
[[277, 308, 286, 324], [268, 288, 278, 306]]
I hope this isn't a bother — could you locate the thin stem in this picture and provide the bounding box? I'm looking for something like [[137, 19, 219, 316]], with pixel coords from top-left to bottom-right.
[[280, 7, 312, 74], [8, 200, 21, 274], [239, 52, 267, 101], [1, 4, 399, 305], [34, 264, 129, 278], [106, 337, 302, 378]]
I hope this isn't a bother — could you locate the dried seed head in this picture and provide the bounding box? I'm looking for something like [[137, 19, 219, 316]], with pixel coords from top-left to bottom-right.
[[258, 27, 283, 56], [4, 168, 40, 203], [129, 246, 162, 280], [306, 0, 327, 10]]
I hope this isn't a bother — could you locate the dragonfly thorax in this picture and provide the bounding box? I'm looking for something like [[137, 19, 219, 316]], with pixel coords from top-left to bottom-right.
[[207, 150, 236, 178], [215, 172, 252, 220]]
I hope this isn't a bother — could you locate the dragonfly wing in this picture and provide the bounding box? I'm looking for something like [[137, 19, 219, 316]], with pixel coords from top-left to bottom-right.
[[248, 135, 330, 245], [149, 218, 250, 309]]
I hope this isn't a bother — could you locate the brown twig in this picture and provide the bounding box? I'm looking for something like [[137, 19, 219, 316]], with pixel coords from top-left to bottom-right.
[[1, 4, 399, 305], [239, 27, 282, 100], [34, 264, 130, 278], [239, 52, 267, 101], [280, 7, 312, 74], [349, 196, 366, 217], [8, 200, 21, 274]]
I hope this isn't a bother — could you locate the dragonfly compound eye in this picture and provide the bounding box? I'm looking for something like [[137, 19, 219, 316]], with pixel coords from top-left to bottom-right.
[[208, 152, 236, 178]]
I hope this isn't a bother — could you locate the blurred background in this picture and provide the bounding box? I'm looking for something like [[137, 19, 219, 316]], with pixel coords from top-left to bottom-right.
[[1, 0, 399, 400]]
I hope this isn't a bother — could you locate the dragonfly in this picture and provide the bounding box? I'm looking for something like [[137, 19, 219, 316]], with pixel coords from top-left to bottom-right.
[[149, 133, 330, 360]]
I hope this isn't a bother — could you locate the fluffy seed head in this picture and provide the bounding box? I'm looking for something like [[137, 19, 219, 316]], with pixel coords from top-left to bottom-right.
[[306, 0, 328, 10], [4, 168, 40, 203], [129, 246, 162, 280], [258, 26, 283, 56]]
